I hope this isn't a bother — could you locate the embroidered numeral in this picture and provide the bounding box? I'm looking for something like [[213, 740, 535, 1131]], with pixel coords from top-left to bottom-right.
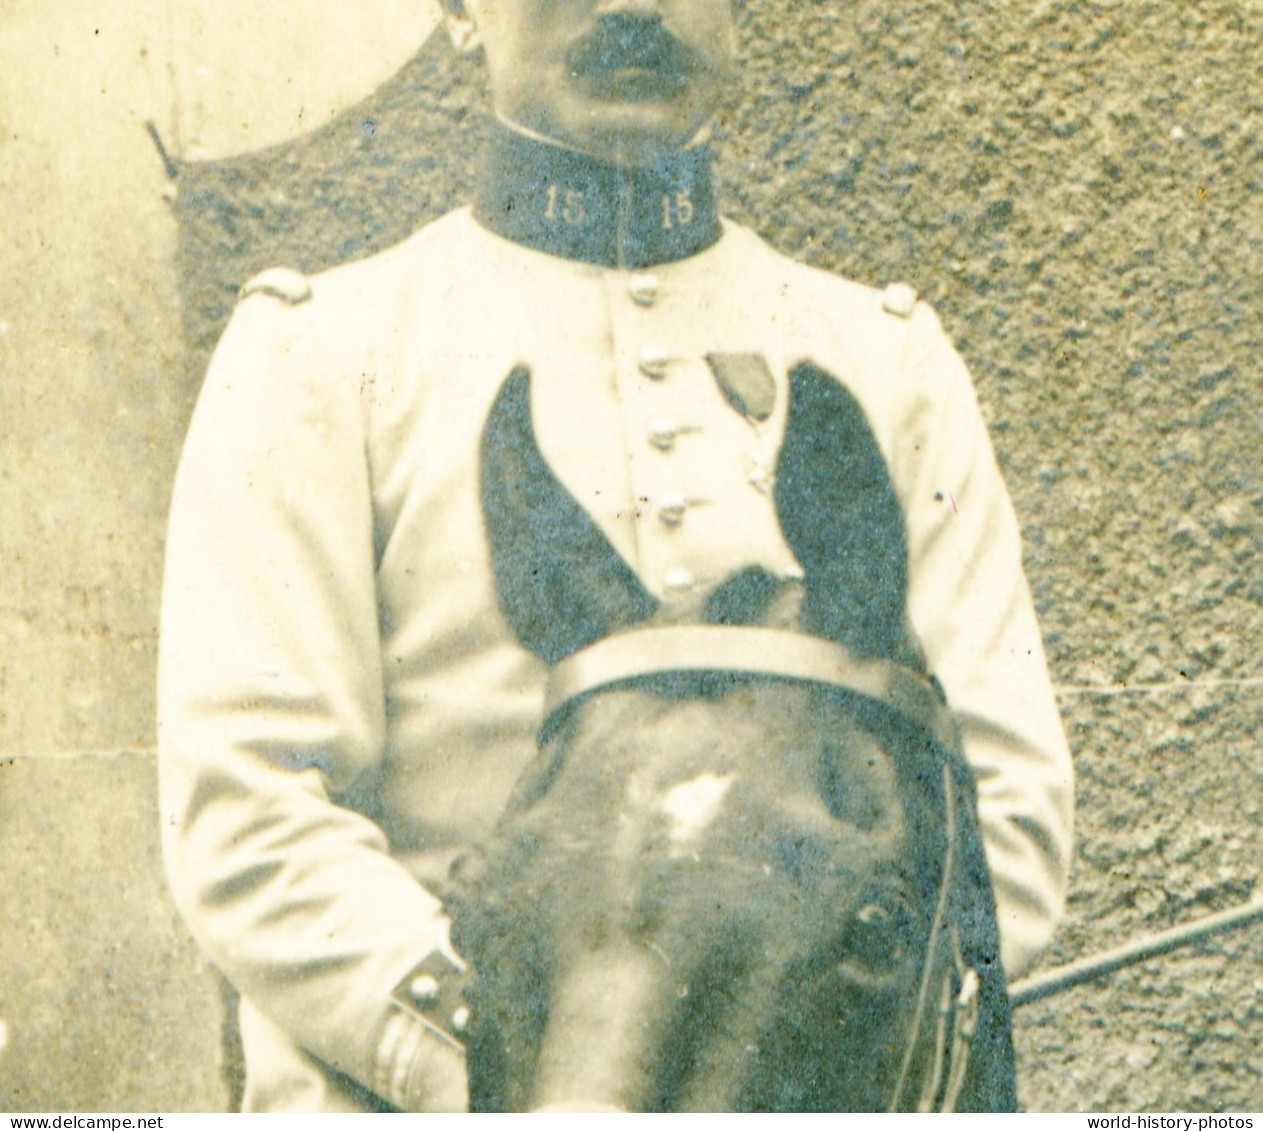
[[660, 189, 695, 230], [544, 185, 587, 225]]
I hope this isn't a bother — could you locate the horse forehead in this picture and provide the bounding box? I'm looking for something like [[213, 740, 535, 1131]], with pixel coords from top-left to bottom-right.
[[642, 764, 909, 868]]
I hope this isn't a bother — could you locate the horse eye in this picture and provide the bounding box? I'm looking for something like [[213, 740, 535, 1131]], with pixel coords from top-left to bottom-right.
[[844, 894, 914, 974]]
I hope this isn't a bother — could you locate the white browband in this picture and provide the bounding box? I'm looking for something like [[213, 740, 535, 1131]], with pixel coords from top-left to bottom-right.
[[542, 625, 958, 751]]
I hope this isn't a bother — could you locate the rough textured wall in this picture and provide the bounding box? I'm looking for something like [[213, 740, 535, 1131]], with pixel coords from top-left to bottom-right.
[[174, 0, 1260, 1112]]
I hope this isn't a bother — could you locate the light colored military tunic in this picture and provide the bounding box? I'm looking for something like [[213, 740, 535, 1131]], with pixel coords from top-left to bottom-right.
[[159, 206, 1073, 1111]]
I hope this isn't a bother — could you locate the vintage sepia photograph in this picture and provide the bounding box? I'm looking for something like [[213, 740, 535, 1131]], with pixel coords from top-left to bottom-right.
[[0, 0, 1259, 1114]]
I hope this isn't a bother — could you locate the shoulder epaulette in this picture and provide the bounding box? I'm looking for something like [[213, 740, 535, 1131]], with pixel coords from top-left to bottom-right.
[[238, 267, 313, 306], [880, 281, 918, 320]]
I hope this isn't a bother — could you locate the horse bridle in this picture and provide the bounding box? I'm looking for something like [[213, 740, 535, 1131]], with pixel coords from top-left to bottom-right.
[[542, 624, 958, 750], [541, 623, 984, 1114]]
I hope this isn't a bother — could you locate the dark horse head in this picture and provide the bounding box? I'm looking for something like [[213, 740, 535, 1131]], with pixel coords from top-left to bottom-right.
[[444, 362, 1016, 1111]]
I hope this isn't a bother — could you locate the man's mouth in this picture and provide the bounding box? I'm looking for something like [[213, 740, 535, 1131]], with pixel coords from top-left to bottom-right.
[[567, 20, 697, 97]]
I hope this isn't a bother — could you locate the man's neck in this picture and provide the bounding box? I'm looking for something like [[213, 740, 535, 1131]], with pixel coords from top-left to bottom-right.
[[472, 121, 722, 269]]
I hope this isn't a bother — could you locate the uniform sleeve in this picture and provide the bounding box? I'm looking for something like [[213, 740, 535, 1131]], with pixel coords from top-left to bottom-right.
[[157, 292, 464, 1110], [893, 303, 1074, 979]]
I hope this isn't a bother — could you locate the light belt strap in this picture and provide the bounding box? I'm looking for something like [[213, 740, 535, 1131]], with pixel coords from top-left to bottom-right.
[[543, 625, 958, 751]]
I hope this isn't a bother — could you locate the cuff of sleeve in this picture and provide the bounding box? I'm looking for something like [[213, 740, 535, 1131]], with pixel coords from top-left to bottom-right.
[[373, 948, 472, 1111], [374, 1000, 467, 1111]]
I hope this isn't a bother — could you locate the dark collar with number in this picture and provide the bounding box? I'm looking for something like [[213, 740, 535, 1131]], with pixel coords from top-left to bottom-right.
[[472, 122, 723, 269]]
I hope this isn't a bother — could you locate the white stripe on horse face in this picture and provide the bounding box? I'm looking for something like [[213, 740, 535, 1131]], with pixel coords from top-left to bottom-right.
[[659, 773, 735, 853]]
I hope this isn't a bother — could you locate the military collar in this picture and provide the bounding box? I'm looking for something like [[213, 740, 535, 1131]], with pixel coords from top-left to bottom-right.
[[473, 123, 722, 269]]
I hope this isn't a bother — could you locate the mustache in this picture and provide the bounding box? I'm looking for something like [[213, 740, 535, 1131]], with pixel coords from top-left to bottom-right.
[[567, 17, 702, 79]]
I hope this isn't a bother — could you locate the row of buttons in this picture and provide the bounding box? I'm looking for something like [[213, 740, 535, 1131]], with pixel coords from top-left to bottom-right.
[[617, 269, 802, 600], [625, 270, 696, 592]]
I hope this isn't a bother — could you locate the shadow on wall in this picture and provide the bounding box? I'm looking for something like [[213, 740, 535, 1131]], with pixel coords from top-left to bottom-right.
[[174, 42, 485, 410], [170, 0, 1260, 1113]]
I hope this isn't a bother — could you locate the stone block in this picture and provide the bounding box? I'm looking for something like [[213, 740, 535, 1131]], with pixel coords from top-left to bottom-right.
[[0, 752, 227, 1112], [0, 0, 183, 755]]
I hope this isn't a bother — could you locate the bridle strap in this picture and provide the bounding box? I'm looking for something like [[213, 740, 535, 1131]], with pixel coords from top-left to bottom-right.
[[890, 760, 958, 1112], [543, 625, 958, 751]]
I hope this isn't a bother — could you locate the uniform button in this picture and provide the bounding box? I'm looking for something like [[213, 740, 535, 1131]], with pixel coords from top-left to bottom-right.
[[409, 975, 441, 1006], [628, 273, 660, 306], [658, 493, 688, 526], [649, 417, 680, 451], [638, 347, 670, 379], [664, 567, 695, 593]]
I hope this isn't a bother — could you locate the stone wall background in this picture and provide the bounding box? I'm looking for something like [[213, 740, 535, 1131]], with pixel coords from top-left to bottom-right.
[[2, 0, 1259, 1112]]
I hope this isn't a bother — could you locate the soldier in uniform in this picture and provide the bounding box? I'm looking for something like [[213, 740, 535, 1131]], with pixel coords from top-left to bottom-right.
[[158, 0, 1074, 1112]]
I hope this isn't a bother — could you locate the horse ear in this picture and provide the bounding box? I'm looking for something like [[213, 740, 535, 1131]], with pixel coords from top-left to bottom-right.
[[773, 362, 919, 664], [480, 367, 659, 663]]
